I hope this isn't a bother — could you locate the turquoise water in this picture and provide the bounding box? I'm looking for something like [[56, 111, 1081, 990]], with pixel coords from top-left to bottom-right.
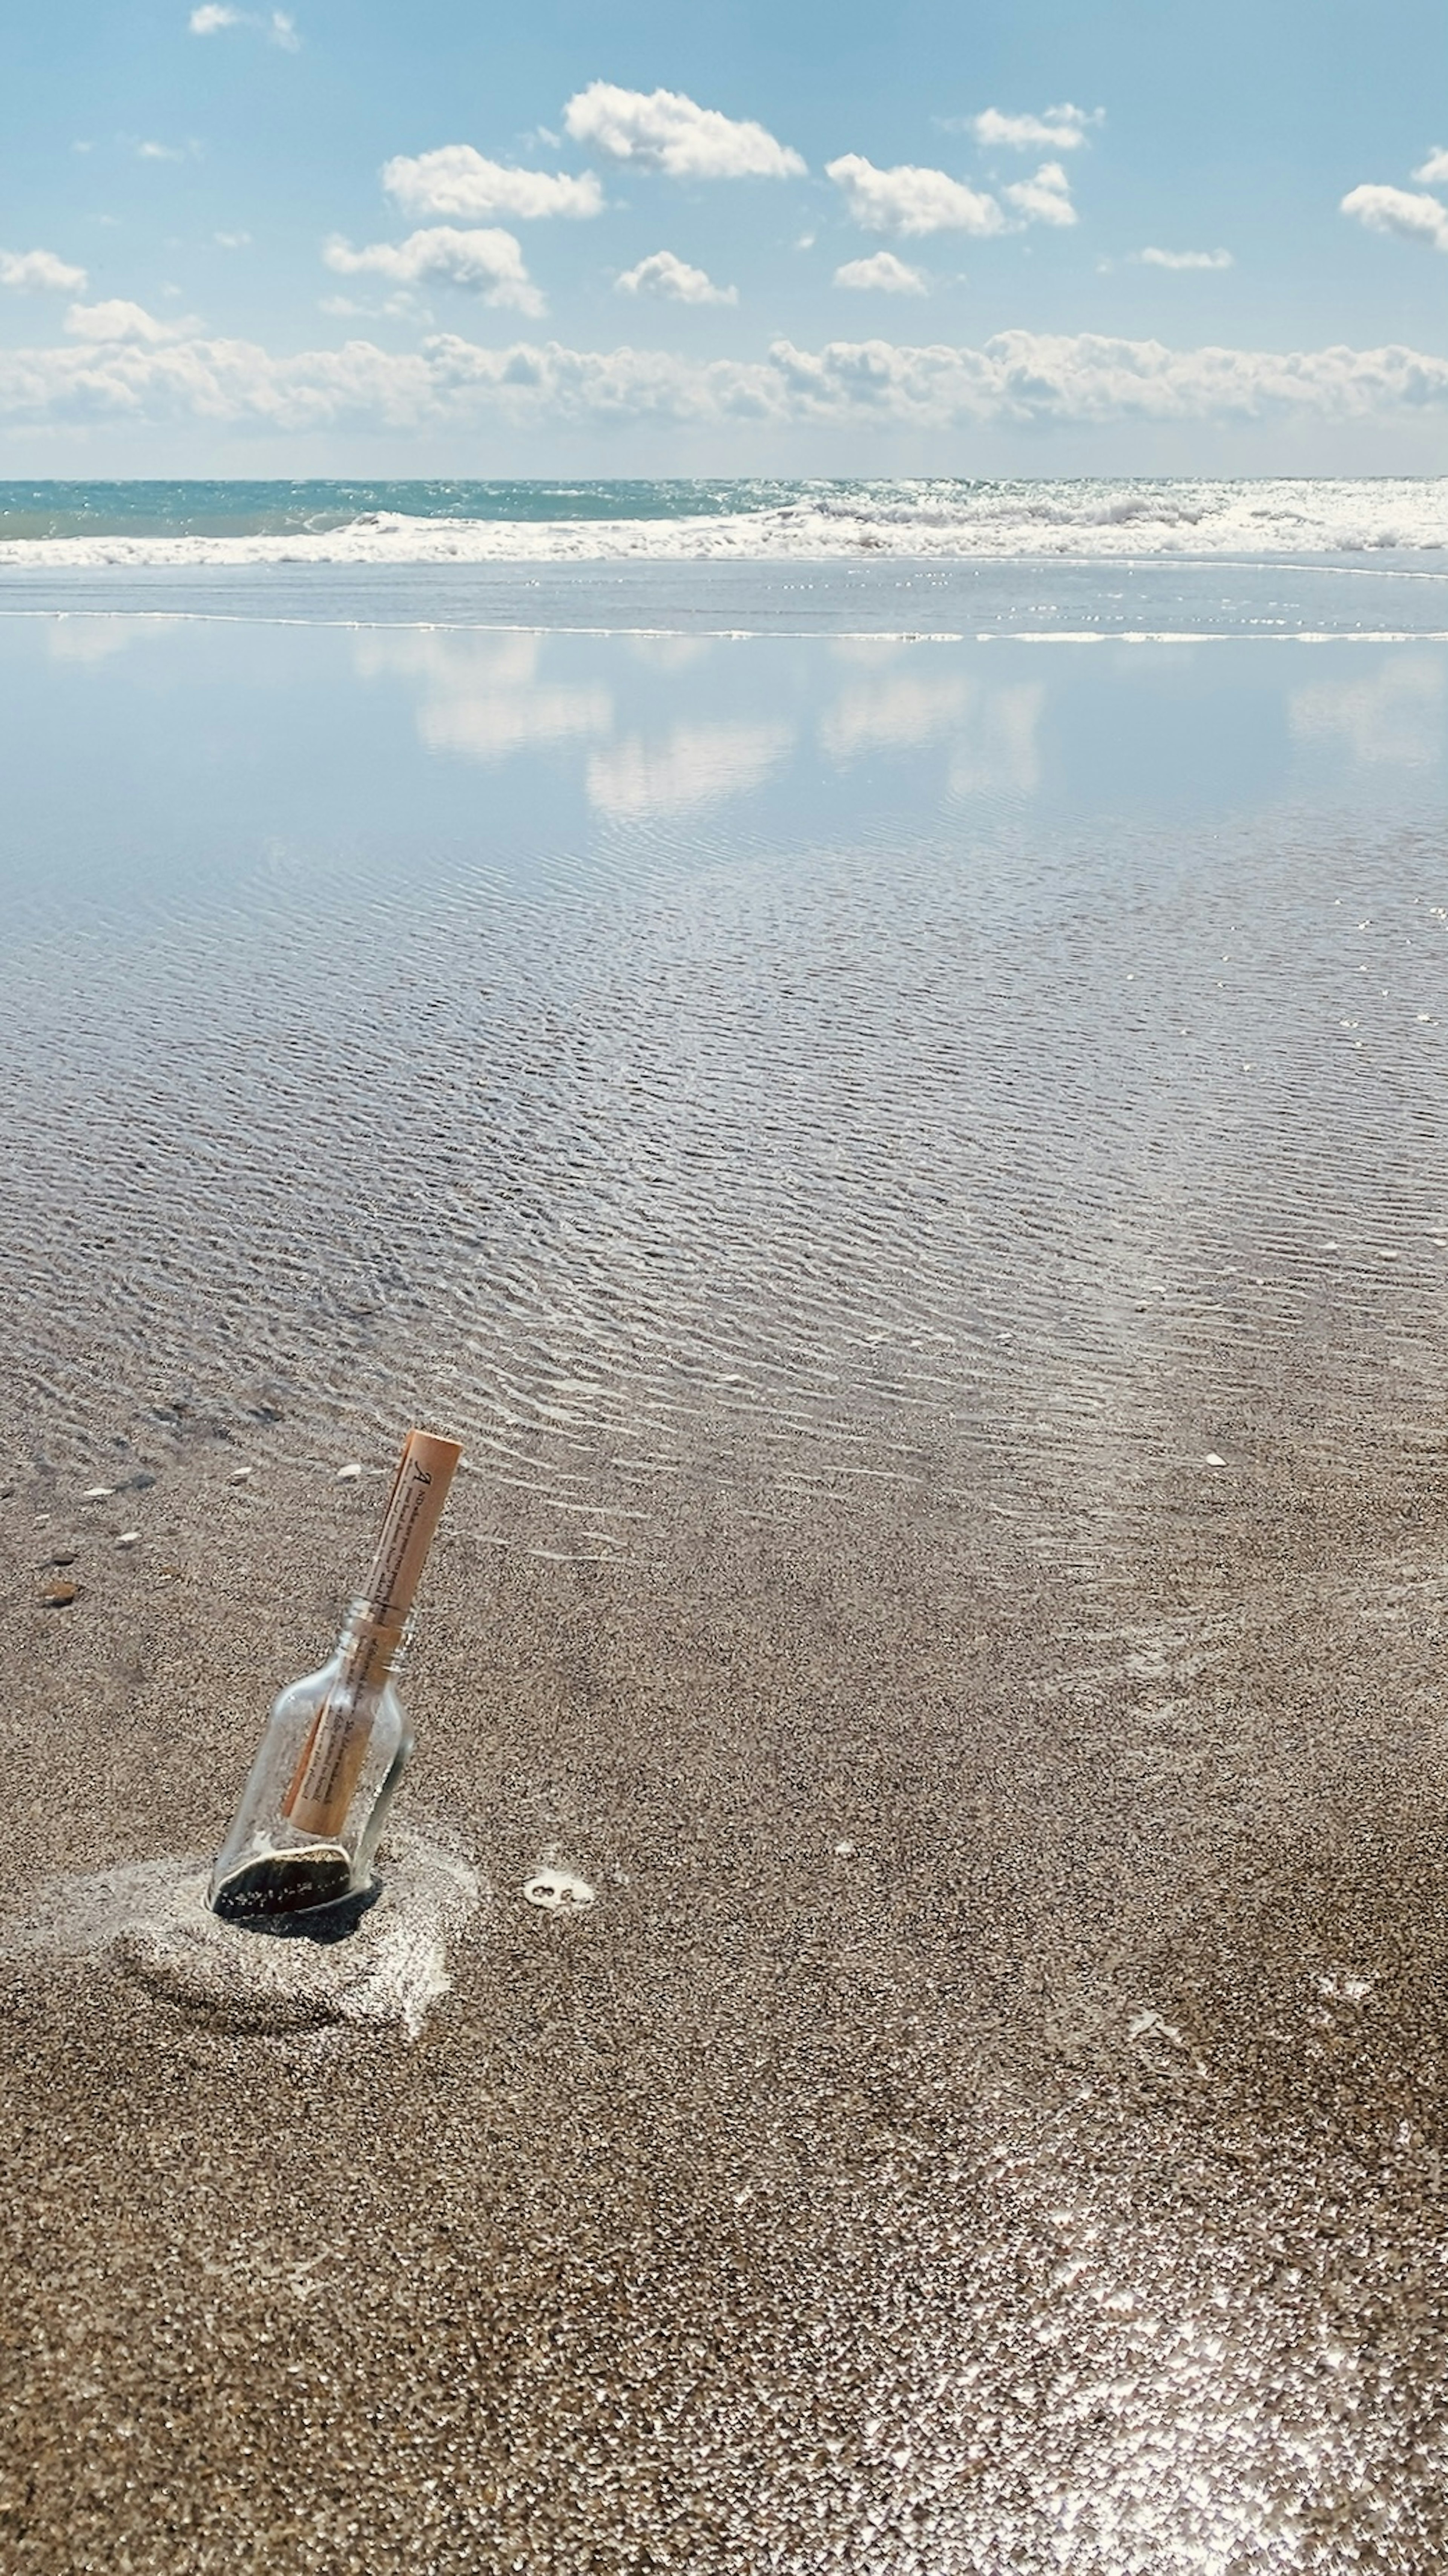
[[1, 476, 1445, 560], [0, 479, 862, 541]]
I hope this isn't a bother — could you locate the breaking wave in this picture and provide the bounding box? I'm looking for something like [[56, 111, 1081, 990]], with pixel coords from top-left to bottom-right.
[[2, 475, 1447, 568]]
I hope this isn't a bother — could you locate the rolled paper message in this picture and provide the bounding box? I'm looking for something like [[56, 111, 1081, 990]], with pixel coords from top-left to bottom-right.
[[282, 1428, 462, 1839]]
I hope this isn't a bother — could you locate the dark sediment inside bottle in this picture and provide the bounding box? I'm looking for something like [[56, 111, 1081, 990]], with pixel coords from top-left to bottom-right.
[[210, 1846, 354, 1923]]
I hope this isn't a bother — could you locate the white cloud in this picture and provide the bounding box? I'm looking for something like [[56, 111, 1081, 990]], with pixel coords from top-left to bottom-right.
[[825, 154, 1005, 238], [318, 291, 417, 320], [189, 5, 299, 44], [1290, 656, 1445, 765], [834, 251, 927, 294], [356, 629, 612, 764], [323, 227, 544, 313], [1413, 147, 1448, 184], [1137, 246, 1233, 270], [616, 249, 736, 304], [587, 719, 793, 817], [971, 104, 1100, 152], [562, 82, 804, 180], [0, 247, 87, 292], [214, 230, 252, 248], [138, 141, 192, 162], [1341, 182, 1448, 252], [64, 299, 188, 344], [1001, 161, 1076, 228], [5, 325, 1448, 441], [382, 146, 603, 222]]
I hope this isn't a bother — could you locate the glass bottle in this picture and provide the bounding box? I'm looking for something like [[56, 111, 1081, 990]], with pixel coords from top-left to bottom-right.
[[207, 1601, 414, 1922], [208, 1427, 462, 1925]]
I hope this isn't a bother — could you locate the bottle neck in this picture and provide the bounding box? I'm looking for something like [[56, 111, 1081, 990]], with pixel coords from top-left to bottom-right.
[[336, 1596, 409, 1696]]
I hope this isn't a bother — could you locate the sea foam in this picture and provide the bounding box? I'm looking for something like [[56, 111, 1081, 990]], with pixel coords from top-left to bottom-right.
[[2, 477, 1446, 569]]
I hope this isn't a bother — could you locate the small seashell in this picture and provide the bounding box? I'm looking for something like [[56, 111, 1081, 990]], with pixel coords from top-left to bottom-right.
[[335, 1462, 362, 1483], [523, 1870, 595, 1914], [115, 1531, 141, 1549], [1204, 1452, 1226, 1467], [80, 1486, 113, 1501], [228, 1466, 253, 1485]]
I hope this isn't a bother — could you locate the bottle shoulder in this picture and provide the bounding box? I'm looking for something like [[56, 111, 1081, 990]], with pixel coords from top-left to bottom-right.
[[269, 1652, 404, 1725]]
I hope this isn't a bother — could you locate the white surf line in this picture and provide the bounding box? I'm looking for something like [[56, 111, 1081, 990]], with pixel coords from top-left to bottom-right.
[[5, 607, 1448, 645], [978, 629, 1448, 644]]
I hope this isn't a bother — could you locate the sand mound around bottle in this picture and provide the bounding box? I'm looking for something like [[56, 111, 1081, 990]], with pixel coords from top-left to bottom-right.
[[0, 1825, 481, 2038]]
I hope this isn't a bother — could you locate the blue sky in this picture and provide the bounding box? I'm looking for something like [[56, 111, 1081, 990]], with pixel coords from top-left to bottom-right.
[[2, 0, 1447, 473]]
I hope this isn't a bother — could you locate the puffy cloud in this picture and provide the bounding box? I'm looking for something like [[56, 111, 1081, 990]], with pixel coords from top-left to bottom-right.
[[0, 247, 87, 291], [615, 249, 736, 304], [587, 720, 793, 817], [834, 252, 927, 294], [5, 325, 1448, 442], [1413, 147, 1448, 184], [971, 104, 1100, 152], [826, 154, 1004, 238], [323, 227, 543, 313], [1137, 247, 1233, 270], [1001, 161, 1076, 227], [1341, 183, 1448, 251], [64, 299, 187, 344], [138, 141, 192, 161], [761, 330, 1448, 427], [562, 82, 804, 180], [189, 5, 299, 45], [382, 146, 603, 222]]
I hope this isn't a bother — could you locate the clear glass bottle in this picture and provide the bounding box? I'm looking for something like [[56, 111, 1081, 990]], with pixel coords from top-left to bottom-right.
[[209, 1426, 462, 1926], [208, 1601, 414, 1923]]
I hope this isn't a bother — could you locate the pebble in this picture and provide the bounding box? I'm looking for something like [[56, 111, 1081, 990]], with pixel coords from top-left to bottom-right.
[[227, 1466, 253, 1485], [40, 1579, 79, 1608], [335, 1462, 362, 1482], [80, 1486, 113, 1501], [46, 1551, 78, 1569], [1204, 1452, 1226, 1467], [115, 1532, 140, 1549]]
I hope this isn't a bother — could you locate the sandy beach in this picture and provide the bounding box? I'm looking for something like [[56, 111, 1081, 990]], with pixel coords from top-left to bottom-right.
[[4, 572, 1448, 2570]]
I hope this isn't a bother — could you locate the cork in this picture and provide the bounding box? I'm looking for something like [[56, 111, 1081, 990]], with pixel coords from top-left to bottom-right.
[[281, 1428, 462, 1840]]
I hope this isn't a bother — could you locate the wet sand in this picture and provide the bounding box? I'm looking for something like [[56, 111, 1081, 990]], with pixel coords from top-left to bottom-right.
[[3, 600, 1448, 2570]]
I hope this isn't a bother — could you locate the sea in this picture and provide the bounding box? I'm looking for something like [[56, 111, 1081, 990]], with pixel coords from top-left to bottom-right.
[[2, 472, 1447, 563]]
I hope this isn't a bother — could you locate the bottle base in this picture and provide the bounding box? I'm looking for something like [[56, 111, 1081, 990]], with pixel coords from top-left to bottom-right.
[[209, 1845, 360, 1925]]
